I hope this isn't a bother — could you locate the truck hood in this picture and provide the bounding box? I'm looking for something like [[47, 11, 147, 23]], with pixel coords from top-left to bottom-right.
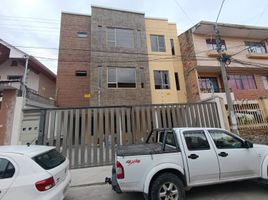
[[253, 144, 268, 156]]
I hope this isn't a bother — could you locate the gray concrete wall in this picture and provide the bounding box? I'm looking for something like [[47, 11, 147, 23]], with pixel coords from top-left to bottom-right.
[[90, 6, 152, 106]]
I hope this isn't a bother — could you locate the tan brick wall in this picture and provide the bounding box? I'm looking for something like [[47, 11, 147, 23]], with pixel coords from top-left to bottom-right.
[[178, 31, 200, 102], [227, 73, 268, 100], [0, 90, 16, 145], [56, 13, 91, 107]]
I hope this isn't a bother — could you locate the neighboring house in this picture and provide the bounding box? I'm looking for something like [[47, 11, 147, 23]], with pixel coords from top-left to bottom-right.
[[0, 39, 56, 145], [179, 21, 268, 103], [57, 6, 187, 107], [145, 18, 187, 104]]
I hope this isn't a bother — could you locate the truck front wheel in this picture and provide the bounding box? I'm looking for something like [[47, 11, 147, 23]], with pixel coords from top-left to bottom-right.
[[150, 173, 186, 200]]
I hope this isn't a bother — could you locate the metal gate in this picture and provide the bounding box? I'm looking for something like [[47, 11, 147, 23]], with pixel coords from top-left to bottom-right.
[[23, 102, 221, 169]]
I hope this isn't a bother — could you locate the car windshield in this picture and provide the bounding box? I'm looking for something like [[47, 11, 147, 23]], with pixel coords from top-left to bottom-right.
[[33, 149, 66, 170]]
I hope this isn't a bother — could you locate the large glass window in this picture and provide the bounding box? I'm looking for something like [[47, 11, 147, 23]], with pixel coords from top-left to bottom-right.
[[245, 41, 267, 54], [206, 39, 226, 51], [261, 76, 268, 90], [108, 67, 136, 88], [0, 158, 15, 179], [183, 130, 210, 151], [150, 35, 166, 52], [107, 28, 134, 48], [208, 130, 244, 149], [154, 70, 170, 89], [228, 75, 256, 90], [199, 77, 220, 93]]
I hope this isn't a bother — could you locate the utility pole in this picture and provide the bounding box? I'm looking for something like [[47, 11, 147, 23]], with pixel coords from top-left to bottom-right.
[[22, 55, 29, 107], [214, 24, 238, 134]]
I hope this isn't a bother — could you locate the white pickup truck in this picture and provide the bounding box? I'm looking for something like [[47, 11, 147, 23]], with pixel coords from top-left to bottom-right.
[[105, 128, 268, 200]]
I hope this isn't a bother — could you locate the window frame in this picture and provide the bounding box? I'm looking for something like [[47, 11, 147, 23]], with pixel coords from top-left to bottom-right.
[[75, 70, 87, 77], [261, 75, 268, 90], [245, 41, 267, 54], [7, 75, 23, 81], [107, 67, 136, 89], [150, 35, 166, 52], [170, 39, 175, 55], [208, 129, 245, 149], [228, 74, 257, 90], [106, 27, 134, 49], [154, 70, 170, 90], [183, 130, 211, 151], [206, 38, 227, 51]]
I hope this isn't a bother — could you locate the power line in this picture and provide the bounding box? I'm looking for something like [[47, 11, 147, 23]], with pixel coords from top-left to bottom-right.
[[173, 0, 193, 24], [215, 0, 227, 23], [0, 14, 59, 22]]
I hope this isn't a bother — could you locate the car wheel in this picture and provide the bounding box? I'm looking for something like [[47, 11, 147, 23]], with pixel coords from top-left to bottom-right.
[[150, 173, 186, 200]]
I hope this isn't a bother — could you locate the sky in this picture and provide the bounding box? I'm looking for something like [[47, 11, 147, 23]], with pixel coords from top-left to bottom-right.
[[0, 0, 268, 74]]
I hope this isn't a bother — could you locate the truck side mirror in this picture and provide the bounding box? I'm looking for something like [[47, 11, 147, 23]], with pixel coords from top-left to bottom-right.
[[244, 140, 253, 148]]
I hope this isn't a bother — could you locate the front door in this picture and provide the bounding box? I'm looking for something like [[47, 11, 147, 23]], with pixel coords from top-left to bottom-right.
[[207, 129, 259, 180], [181, 130, 220, 185]]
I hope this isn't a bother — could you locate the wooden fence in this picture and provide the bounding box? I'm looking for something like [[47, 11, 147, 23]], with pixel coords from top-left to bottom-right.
[[24, 102, 221, 169]]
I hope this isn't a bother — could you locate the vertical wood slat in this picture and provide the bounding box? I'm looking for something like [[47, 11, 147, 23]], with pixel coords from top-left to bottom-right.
[[68, 110, 74, 168], [48, 111, 56, 146], [141, 106, 146, 142], [121, 108, 126, 145], [74, 109, 80, 168], [99, 109, 104, 165], [152, 106, 157, 129], [185, 105, 191, 127], [189, 105, 195, 127], [171, 106, 178, 127], [203, 104, 210, 127], [161, 106, 167, 128], [80, 110, 86, 167], [208, 103, 215, 127], [87, 110, 92, 166], [116, 108, 120, 145], [166, 106, 172, 128], [105, 109, 110, 163], [211, 103, 220, 127], [126, 108, 132, 144], [176, 106, 183, 127], [93, 109, 98, 165], [156, 106, 162, 128], [135, 107, 140, 143], [62, 110, 69, 157], [55, 111, 62, 152], [110, 108, 115, 162], [194, 104, 200, 127], [146, 106, 152, 136], [199, 104, 206, 127]]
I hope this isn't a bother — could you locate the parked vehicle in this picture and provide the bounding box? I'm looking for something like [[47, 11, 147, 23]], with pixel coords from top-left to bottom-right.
[[0, 145, 71, 200], [106, 128, 268, 200]]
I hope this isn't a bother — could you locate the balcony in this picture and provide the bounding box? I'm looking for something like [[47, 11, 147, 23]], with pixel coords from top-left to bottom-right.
[[246, 53, 268, 59], [200, 89, 235, 104]]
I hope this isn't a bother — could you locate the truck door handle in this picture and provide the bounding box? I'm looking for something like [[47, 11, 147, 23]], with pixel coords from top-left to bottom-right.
[[218, 152, 228, 157], [188, 154, 199, 159]]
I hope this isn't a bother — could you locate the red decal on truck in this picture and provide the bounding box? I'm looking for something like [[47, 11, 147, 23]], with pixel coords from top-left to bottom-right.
[[126, 159, 141, 166]]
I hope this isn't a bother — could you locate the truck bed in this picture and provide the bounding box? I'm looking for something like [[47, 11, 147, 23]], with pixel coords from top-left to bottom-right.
[[117, 143, 178, 157]]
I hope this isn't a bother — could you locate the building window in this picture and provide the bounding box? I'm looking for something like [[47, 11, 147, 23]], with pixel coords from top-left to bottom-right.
[[136, 30, 142, 48], [7, 75, 23, 81], [75, 70, 87, 76], [140, 67, 145, 88], [77, 32, 88, 38], [245, 41, 267, 54], [174, 72, 180, 90], [228, 75, 256, 90], [107, 28, 134, 48], [206, 39, 226, 51], [154, 70, 170, 89], [261, 76, 268, 90], [199, 77, 219, 93], [170, 39, 175, 55], [10, 60, 18, 66], [107, 67, 136, 88], [150, 35, 166, 52]]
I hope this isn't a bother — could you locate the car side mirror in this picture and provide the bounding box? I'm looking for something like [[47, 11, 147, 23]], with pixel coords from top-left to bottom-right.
[[244, 140, 253, 148]]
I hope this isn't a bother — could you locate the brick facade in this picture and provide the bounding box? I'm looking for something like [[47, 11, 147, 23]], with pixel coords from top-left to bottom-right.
[[57, 7, 152, 107], [178, 30, 199, 102], [56, 13, 91, 107]]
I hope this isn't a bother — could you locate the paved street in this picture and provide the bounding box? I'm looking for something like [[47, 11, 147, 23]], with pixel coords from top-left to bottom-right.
[[65, 180, 268, 200]]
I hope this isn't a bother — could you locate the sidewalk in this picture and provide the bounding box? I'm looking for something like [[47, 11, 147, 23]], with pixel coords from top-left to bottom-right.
[[70, 165, 112, 187]]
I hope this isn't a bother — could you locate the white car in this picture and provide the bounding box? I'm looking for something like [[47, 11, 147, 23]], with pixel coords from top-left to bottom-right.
[[0, 145, 71, 200], [106, 128, 268, 200]]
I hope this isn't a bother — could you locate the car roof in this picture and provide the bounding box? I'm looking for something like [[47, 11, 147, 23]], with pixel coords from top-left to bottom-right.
[[173, 127, 225, 132], [0, 145, 55, 157]]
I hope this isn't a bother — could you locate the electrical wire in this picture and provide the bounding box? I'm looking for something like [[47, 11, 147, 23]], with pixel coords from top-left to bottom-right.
[[173, 0, 193, 24], [216, 0, 227, 23]]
